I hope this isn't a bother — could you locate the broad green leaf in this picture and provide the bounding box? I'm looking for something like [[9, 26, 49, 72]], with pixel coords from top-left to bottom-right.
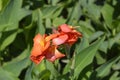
[[51, 7, 63, 19], [75, 36, 89, 54], [74, 37, 104, 78], [38, 70, 51, 79], [99, 41, 108, 53], [0, 68, 19, 80], [95, 51, 106, 65], [0, 0, 2, 11], [46, 61, 60, 77], [53, 17, 66, 27], [32, 61, 46, 77], [79, 0, 87, 7], [96, 56, 120, 77], [0, 29, 17, 51], [99, 32, 120, 53], [79, 21, 95, 32], [78, 21, 94, 38], [112, 60, 120, 70], [63, 60, 72, 75], [37, 9, 45, 34], [67, 2, 82, 24], [0, 0, 31, 31], [101, 4, 114, 29], [41, 6, 60, 18], [87, 4, 101, 20], [45, 18, 51, 28], [0, 0, 10, 12], [32, 9, 45, 34], [88, 0, 96, 5], [89, 31, 104, 42], [51, 0, 60, 5], [0, 0, 31, 50], [110, 71, 120, 80], [2, 48, 30, 77], [78, 64, 92, 80], [25, 64, 34, 80]]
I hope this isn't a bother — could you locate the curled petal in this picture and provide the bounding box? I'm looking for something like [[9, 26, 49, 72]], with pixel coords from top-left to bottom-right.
[[45, 46, 65, 62], [52, 34, 68, 45], [45, 34, 59, 41], [30, 55, 45, 64], [58, 24, 72, 32]]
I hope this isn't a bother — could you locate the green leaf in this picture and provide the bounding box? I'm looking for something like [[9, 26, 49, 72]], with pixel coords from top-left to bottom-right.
[[32, 61, 46, 77], [99, 41, 108, 53], [63, 60, 72, 75], [0, 0, 2, 11], [46, 61, 60, 77], [0, 29, 17, 51], [78, 64, 92, 80], [0, 0, 31, 31], [110, 71, 120, 80], [38, 70, 51, 79], [67, 2, 82, 24], [78, 21, 94, 38], [32, 9, 45, 34], [0, 0, 10, 12], [101, 4, 114, 29], [75, 36, 89, 54], [89, 31, 104, 42], [51, 0, 60, 5], [25, 64, 34, 80], [96, 56, 120, 77], [41, 6, 60, 18], [74, 37, 105, 78], [37, 9, 45, 34], [51, 7, 63, 19], [95, 51, 106, 65], [2, 48, 30, 77], [53, 17, 66, 27], [45, 18, 51, 28], [87, 4, 101, 20], [0, 0, 31, 50], [0, 68, 19, 80]]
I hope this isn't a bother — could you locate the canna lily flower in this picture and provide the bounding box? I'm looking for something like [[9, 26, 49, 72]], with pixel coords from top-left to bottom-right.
[[30, 34, 65, 64], [52, 24, 82, 45]]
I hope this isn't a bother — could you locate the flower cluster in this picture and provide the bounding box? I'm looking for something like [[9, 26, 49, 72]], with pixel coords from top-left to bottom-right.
[[30, 24, 82, 64]]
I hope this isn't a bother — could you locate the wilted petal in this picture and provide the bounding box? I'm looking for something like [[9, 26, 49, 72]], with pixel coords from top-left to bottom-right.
[[45, 46, 65, 62], [52, 34, 68, 45], [58, 24, 72, 32], [30, 55, 45, 64]]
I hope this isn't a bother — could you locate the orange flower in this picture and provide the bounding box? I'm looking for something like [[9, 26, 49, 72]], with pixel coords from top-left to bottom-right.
[[30, 34, 65, 64], [52, 24, 82, 45]]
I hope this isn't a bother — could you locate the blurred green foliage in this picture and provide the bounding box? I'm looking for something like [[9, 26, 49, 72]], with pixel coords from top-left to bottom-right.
[[0, 0, 120, 80]]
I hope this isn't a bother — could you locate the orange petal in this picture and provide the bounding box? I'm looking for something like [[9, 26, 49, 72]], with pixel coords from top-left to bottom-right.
[[58, 24, 72, 32], [45, 33, 59, 41], [31, 45, 43, 56], [43, 41, 50, 51], [30, 55, 45, 64], [45, 46, 65, 62], [52, 34, 68, 45], [33, 34, 45, 47]]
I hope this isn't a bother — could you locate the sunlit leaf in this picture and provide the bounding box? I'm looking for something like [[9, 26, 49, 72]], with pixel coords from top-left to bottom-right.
[[2, 48, 30, 77], [101, 4, 114, 29], [74, 37, 104, 78], [0, 68, 19, 80], [96, 56, 120, 77]]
